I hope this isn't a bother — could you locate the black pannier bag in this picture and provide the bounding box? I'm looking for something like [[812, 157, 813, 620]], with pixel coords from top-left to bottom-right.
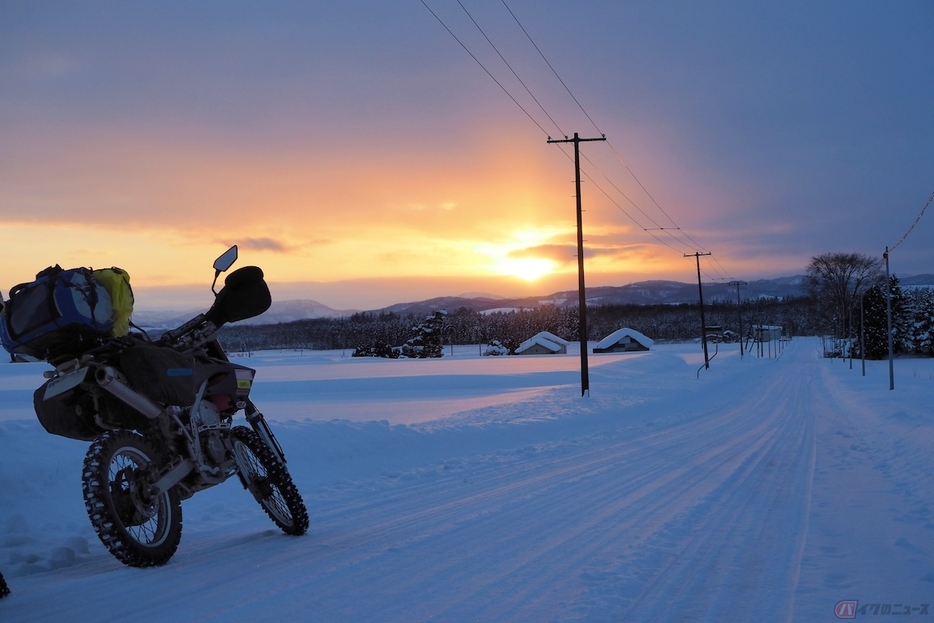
[[33, 374, 153, 440], [33, 339, 195, 440], [0, 266, 115, 362], [33, 380, 101, 441]]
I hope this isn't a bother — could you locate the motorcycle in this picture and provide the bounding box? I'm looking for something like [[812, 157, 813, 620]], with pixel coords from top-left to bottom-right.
[[11, 246, 308, 567]]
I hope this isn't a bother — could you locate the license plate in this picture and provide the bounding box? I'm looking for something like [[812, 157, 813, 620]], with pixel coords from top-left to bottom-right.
[[44, 367, 89, 400]]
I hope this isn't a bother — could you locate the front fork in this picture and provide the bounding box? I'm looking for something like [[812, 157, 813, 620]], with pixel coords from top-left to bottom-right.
[[243, 399, 288, 464]]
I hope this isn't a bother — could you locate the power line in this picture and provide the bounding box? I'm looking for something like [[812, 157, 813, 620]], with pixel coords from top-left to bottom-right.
[[499, 0, 603, 136], [501, 0, 693, 234], [890, 189, 934, 252], [575, 151, 710, 255], [498, 0, 731, 278], [547, 139, 699, 255], [418, 0, 551, 137], [422, 0, 735, 281], [551, 133, 718, 260], [455, 0, 565, 138]]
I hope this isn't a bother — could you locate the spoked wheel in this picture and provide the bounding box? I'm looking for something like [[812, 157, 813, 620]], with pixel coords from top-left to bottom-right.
[[82, 430, 182, 567], [231, 426, 308, 536]]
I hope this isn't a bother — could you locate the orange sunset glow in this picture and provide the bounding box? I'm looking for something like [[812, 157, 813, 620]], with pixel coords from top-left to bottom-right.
[[1, 3, 932, 311]]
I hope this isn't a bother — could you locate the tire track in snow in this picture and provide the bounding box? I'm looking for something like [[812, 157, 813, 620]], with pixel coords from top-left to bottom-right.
[[243, 343, 820, 621], [618, 341, 817, 622]]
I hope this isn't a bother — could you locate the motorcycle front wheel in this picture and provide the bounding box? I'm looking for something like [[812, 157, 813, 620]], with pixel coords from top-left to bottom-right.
[[82, 430, 182, 567], [231, 426, 309, 536]]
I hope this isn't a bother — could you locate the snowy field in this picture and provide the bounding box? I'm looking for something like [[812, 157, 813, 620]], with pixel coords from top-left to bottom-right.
[[1, 338, 932, 622]]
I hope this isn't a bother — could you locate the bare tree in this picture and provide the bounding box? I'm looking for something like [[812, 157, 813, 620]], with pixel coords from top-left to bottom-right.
[[805, 252, 883, 338]]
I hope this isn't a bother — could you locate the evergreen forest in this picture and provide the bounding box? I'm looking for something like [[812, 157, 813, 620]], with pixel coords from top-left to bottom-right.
[[217, 284, 934, 359]]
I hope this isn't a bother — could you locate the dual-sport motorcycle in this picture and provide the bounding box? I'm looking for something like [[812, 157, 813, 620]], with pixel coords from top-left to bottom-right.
[[1, 246, 308, 567]]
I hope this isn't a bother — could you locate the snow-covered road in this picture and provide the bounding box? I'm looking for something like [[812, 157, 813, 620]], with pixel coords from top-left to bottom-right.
[[2, 339, 932, 621]]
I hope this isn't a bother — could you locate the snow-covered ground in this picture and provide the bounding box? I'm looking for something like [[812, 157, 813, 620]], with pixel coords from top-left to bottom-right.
[[1, 338, 932, 622]]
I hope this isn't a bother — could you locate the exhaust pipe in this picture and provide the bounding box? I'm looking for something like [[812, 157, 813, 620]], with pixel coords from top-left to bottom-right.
[[95, 366, 163, 420]]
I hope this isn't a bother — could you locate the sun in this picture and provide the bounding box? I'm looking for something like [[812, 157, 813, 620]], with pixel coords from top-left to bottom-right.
[[497, 257, 557, 281], [475, 230, 563, 282]]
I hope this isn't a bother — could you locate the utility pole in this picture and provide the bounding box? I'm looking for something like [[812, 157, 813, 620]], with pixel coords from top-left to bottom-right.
[[686, 252, 712, 369], [883, 246, 894, 390], [729, 280, 747, 358], [548, 132, 606, 397]]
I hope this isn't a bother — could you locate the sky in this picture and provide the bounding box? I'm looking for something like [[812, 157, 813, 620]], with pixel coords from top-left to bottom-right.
[[2, 1, 933, 311]]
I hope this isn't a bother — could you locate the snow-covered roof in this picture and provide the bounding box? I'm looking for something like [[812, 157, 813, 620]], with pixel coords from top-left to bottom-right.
[[532, 331, 569, 346], [595, 328, 654, 349], [516, 335, 565, 353]]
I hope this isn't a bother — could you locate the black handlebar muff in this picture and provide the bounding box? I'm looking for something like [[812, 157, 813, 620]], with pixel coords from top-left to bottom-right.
[[205, 266, 272, 325]]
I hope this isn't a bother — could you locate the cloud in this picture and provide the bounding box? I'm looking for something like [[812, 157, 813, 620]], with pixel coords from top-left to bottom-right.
[[509, 242, 657, 265], [509, 244, 575, 266], [238, 237, 290, 253]]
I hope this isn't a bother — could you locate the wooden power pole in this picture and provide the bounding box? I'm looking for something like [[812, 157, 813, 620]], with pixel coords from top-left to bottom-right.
[[729, 280, 747, 358], [548, 132, 606, 396], [686, 252, 712, 369]]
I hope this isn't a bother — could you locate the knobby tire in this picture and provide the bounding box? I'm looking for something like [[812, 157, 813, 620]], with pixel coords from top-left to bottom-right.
[[82, 430, 183, 567], [231, 426, 309, 536]]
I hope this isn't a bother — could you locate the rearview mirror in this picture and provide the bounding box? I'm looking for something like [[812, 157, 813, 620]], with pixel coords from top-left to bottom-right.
[[212, 245, 239, 294], [213, 246, 239, 273]]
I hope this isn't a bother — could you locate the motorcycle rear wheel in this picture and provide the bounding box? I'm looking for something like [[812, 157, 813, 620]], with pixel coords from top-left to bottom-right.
[[82, 430, 182, 567], [231, 426, 309, 536]]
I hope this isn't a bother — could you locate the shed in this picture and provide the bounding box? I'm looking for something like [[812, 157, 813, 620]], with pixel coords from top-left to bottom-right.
[[755, 325, 782, 342], [515, 332, 568, 355], [593, 328, 654, 353]]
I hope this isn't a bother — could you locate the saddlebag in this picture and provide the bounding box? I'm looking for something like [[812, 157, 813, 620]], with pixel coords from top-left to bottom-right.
[[33, 381, 101, 441], [0, 266, 115, 362]]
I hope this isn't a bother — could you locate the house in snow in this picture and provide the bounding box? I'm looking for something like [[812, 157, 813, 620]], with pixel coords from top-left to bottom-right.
[[593, 328, 654, 353], [515, 331, 569, 355], [533, 331, 569, 349]]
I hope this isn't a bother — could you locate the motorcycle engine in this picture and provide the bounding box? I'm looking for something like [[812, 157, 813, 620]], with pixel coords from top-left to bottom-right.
[[192, 399, 229, 466], [192, 399, 222, 430]]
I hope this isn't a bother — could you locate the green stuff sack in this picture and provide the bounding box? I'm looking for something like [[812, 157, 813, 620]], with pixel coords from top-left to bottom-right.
[[93, 268, 134, 337]]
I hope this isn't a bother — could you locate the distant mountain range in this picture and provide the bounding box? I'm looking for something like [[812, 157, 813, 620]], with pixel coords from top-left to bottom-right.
[[132, 299, 349, 329], [134, 274, 934, 328], [380, 276, 811, 317]]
